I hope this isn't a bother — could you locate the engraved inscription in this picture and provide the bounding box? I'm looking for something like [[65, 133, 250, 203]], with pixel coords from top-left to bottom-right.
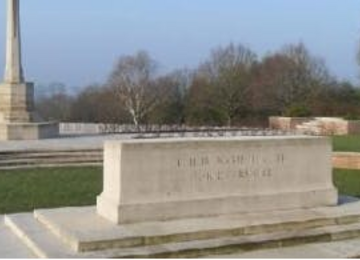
[[177, 153, 285, 182]]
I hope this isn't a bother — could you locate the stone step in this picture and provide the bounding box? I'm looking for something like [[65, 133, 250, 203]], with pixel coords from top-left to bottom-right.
[[212, 238, 360, 258], [0, 149, 103, 169], [0, 162, 102, 170], [0, 155, 102, 163], [34, 202, 360, 252], [4, 201, 360, 258], [0, 151, 102, 160], [0, 149, 102, 156], [0, 160, 102, 170], [7, 211, 360, 258], [4, 214, 77, 258], [0, 216, 35, 258], [83, 222, 360, 258], [0, 157, 102, 165]]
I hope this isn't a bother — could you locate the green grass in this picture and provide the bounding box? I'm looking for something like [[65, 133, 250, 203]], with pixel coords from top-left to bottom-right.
[[0, 166, 102, 214], [332, 135, 360, 152], [0, 167, 358, 214], [333, 169, 360, 198]]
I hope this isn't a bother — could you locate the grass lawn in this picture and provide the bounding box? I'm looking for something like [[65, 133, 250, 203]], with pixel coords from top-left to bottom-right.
[[332, 135, 360, 153], [333, 169, 360, 198], [0, 167, 359, 214], [0, 166, 102, 214]]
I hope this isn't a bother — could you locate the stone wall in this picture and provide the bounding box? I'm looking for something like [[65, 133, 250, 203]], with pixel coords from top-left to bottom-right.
[[59, 123, 292, 136], [269, 117, 360, 136], [348, 121, 360, 135], [314, 118, 348, 135], [333, 152, 360, 170], [59, 123, 236, 135], [269, 117, 311, 131], [59, 123, 101, 135]]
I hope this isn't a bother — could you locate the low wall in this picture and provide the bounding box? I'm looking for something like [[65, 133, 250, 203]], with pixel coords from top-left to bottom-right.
[[348, 121, 360, 135], [59, 123, 102, 135], [333, 152, 360, 170], [269, 117, 311, 131], [269, 117, 360, 136], [316, 118, 349, 135], [59, 123, 293, 136]]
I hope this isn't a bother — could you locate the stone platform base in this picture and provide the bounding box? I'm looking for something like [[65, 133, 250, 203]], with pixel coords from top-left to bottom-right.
[[0, 121, 58, 140], [2, 200, 360, 258]]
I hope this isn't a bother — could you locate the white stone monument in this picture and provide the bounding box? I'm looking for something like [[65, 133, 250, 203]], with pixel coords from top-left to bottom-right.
[[0, 0, 58, 140], [97, 136, 338, 224]]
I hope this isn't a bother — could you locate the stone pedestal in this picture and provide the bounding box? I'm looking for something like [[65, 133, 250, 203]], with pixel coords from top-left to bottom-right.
[[0, 82, 35, 121], [0, 82, 59, 140], [0, 122, 58, 140]]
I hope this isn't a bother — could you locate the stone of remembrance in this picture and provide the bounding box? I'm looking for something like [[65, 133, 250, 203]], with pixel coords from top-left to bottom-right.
[[97, 136, 338, 224]]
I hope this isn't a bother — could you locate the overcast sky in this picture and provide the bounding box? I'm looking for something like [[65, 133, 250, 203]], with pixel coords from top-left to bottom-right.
[[0, 0, 359, 89]]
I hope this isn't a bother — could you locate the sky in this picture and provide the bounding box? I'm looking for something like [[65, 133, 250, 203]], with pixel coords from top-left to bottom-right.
[[0, 0, 359, 91]]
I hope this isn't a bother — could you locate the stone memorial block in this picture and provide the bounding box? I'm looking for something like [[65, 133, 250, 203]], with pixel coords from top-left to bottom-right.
[[97, 136, 338, 224]]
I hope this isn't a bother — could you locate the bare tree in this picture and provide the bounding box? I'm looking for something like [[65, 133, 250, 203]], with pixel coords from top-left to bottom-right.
[[108, 51, 162, 127], [280, 43, 331, 105], [253, 43, 333, 116], [36, 82, 73, 121], [185, 74, 224, 126], [148, 70, 193, 125], [198, 43, 257, 126]]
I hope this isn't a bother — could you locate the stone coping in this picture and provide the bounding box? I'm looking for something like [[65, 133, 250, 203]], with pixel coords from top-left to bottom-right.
[[106, 135, 326, 144]]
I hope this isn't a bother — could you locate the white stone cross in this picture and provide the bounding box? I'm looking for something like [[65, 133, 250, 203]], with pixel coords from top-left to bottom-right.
[[4, 0, 24, 83]]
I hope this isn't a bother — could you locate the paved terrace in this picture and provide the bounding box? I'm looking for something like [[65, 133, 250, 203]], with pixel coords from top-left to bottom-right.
[[0, 129, 299, 152], [0, 134, 133, 152]]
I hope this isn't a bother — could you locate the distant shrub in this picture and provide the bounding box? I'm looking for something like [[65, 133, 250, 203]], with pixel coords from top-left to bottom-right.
[[343, 114, 360, 121], [283, 104, 312, 117]]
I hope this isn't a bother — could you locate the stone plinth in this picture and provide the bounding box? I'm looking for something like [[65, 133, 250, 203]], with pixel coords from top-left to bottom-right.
[[97, 136, 338, 224], [0, 82, 58, 140], [0, 82, 36, 122], [0, 122, 58, 140]]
